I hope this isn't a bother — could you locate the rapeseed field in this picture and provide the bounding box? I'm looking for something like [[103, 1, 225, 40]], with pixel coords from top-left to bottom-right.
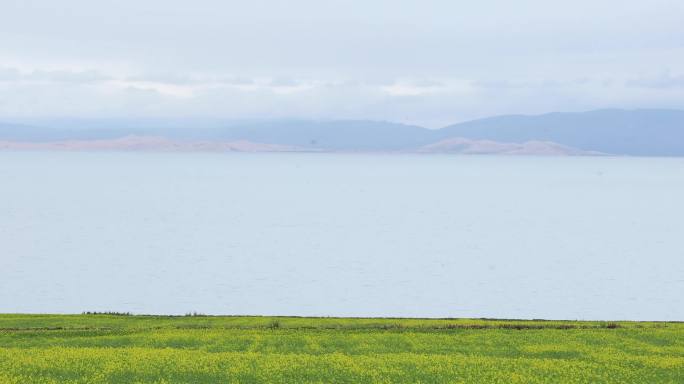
[[0, 315, 682, 383]]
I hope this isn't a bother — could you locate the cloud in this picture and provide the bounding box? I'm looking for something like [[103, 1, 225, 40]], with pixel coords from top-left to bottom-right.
[[1, 68, 684, 127], [218, 76, 255, 86], [268, 76, 301, 87], [125, 73, 197, 85], [471, 79, 588, 91], [0, 67, 21, 80], [26, 69, 109, 83], [627, 72, 684, 89], [0, 67, 110, 84], [408, 79, 444, 88], [1, 0, 684, 124]]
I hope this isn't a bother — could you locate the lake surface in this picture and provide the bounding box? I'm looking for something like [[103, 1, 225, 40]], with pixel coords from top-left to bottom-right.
[[1, 152, 683, 320]]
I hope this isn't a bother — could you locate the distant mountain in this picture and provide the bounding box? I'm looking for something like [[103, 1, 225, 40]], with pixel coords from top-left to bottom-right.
[[171, 120, 434, 150], [0, 122, 135, 142], [0, 136, 300, 152], [0, 135, 598, 156], [2, 109, 684, 155], [418, 138, 601, 156], [0, 119, 432, 151], [437, 109, 684, 156]]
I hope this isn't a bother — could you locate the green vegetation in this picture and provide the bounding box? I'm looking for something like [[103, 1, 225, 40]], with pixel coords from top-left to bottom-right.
[[0, 314, 682, 383]]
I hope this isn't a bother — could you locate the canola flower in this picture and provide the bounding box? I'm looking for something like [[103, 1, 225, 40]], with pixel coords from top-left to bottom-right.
[[0, 315, 682, 383]]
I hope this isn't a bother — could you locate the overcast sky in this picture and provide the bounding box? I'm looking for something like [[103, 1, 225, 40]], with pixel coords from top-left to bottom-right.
[[1, 0, 683, 127]]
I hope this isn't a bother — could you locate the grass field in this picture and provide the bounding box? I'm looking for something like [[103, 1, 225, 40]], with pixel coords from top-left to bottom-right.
[[0, 315, 682, 383]]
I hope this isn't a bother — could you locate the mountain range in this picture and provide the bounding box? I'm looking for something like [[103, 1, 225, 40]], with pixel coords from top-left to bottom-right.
[[1, 109, 683, 156]]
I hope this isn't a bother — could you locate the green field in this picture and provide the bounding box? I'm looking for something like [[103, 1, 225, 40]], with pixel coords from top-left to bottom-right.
[[0, 315, 682, 383]]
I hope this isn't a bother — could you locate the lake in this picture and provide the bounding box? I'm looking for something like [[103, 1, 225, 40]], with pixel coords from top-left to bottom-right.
[[1, 152, 683, 320]]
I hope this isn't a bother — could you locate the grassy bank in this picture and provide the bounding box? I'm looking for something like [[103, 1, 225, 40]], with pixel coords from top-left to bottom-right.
[[0, 315, 682, 383]]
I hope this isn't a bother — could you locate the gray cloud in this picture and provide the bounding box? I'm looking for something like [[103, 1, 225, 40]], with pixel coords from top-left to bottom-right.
[[0, 67, 110, 83], [125, 73, 197, 85], [1, 0, 684, 124], [27, 69, 110, 83], [0, 67, 21, 81], [627, 72, 684, 89], [268, 76, 302, 87]]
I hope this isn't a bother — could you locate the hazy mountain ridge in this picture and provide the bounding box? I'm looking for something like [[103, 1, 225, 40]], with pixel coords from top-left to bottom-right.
[[417, 138, 602, 156], [437, 109, 684, 156], [1, 109, 683, 155], [0, 136, 301, 152]]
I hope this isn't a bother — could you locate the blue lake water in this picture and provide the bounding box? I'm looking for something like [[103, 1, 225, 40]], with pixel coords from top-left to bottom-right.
[[1, 152, 683, 320]]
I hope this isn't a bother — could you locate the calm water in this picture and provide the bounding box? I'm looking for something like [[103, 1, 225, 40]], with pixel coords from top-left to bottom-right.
[[1, 152, 683, 320]]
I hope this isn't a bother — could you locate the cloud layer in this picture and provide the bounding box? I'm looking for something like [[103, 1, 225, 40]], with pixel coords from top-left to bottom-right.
[[1, 0, 684, 126]]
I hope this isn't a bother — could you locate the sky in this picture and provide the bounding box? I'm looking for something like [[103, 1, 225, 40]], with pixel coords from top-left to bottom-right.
[[1, 0, 684, 127]]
